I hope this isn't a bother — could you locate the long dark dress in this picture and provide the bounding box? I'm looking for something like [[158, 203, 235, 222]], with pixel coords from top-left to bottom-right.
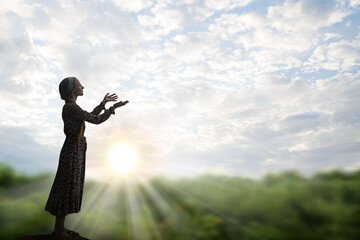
[[45, 102, 114, 216]]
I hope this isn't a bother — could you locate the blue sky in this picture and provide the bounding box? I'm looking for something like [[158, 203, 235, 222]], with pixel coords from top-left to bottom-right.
[[0, 0, 359, 178]]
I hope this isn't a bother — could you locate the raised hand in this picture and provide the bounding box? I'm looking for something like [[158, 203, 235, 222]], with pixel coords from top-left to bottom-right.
[[113, 100, 129, 109], [102, 93, 118, 105]]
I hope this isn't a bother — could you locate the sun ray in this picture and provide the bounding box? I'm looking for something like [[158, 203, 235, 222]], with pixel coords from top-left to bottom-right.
[[135, 180, 163, 240], [70, 181, 108, 230], [139, 179, 177, 222], [162, 181, 246, 227], [125, 179, 151, 240], [124, 182, 132, 240], [89, 179, 117, 238]]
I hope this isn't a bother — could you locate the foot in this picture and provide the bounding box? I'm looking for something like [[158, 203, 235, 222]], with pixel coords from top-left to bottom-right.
[[52, 227, 80, 237], [52, 229, 70, 237], [65, 228, 79, 236]]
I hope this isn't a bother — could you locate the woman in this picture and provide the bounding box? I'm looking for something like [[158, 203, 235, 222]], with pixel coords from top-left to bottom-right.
[[45, 77, 128, 237]]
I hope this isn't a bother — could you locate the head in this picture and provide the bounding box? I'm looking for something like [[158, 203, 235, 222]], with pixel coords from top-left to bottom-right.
[[59, 77, 84, 101]]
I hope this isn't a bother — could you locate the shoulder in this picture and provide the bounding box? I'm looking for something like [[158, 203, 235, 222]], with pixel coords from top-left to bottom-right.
[[63, 103, 82, 113]]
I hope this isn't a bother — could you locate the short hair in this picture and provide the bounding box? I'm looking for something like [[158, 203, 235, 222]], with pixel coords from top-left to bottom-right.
[[59, 77, 75, 100]]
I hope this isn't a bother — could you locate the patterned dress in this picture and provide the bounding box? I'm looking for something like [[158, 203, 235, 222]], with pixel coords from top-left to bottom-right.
[[45, 102, 114, 216]]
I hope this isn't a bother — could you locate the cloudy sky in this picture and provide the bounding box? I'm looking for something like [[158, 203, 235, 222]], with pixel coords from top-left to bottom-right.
[[0, 0, 359, 179]]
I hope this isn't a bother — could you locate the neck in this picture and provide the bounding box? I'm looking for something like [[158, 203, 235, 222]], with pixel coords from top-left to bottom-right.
[[67, 95, 77, 103]]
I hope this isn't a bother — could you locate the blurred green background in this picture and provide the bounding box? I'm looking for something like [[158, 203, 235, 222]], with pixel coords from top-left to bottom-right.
[[1, 162, 359, 240]]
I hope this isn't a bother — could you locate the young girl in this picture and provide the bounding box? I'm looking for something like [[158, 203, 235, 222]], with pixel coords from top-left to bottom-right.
[[45, 77, 128, 237]]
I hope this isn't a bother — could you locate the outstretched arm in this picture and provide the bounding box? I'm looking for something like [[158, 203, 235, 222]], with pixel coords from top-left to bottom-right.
[[112, 100, 129, 110], [79, 95, 128, 124], [91, 93, 118, 115], [91, 102, 106, 115], [68, 103, 114, 125], [85, 98, 129, 123]]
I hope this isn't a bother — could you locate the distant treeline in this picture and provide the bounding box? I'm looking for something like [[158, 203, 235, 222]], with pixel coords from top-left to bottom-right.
[[0, 162, 359, 240], [0, 163, 50, 187]]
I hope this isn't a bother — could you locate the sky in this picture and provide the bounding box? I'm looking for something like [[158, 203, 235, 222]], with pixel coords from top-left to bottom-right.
[[0, 0, 359, 179]]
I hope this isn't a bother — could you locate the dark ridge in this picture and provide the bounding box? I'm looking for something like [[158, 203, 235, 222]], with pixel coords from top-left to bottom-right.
[[15, 234, 89, 240]]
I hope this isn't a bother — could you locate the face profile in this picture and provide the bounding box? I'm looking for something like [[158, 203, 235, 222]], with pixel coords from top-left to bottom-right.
[[72, 78, 84, 97]]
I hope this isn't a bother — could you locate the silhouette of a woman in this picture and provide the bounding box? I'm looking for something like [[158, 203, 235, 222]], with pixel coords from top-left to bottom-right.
[[45, 77, 128, 237]]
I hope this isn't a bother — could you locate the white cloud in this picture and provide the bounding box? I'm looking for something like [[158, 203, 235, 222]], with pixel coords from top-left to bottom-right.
[[323, 32, 342, 41], [205, 0, 255, 11], [209, 12, 267, 40], [304, 39, 360, 72], [111, 0, 153, 12], [163, 32, 217, 63], [349, 0, 360, 8], [267, 0, 350, 32], [138, 1, 213, 35], [154, 8, 185, 33], [238, 28, 315, 52], [137, 14, 157, 27]]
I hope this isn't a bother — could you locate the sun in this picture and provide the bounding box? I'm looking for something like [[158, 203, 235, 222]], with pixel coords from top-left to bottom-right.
[[106, 143, 140, 177]]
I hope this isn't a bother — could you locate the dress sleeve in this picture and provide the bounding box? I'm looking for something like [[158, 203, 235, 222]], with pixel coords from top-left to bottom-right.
[[91, 102, 106, 115], [70, 103, 115, 125]]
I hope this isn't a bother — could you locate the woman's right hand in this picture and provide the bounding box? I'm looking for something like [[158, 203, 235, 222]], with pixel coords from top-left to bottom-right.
[[102, 93, 118, 105], [113, 100, 129, 109]]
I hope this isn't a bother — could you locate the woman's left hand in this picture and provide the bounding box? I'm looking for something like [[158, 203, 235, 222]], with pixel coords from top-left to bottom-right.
[[102, 93, 118, 105]]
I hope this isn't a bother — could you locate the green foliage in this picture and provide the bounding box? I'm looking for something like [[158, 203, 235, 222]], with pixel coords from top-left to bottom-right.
[[0, 164, 359, 240], [0, 163, 28, 187]]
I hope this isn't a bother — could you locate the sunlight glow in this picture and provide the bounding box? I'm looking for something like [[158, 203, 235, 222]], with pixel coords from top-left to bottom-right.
[[106, 143, 140, 177]]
